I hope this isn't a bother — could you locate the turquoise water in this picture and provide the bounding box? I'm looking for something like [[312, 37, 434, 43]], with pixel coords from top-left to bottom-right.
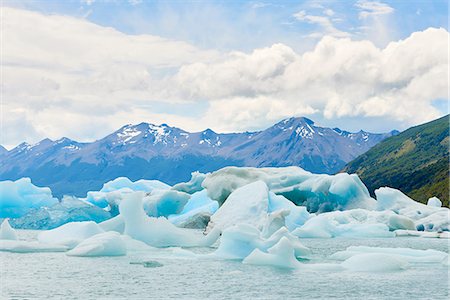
[[1, 231, 449, 299]]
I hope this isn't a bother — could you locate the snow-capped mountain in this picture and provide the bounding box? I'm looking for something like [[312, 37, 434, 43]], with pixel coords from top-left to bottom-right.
[[0, 117, 398, 197]]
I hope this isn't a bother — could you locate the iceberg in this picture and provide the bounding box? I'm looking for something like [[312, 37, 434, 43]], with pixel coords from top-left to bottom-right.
[[268, 192, 310, 231], [143, 189, 190, 217], [212, 224, 310, 260], [202, 167, 376, 213], [0, 219, 17, 240], [9, 196, 111, 230], [99, 215, 124, 233], [293, 210, 395, 238], [0, 178, 58, 218], [243, 237, 302, 269], [168, 190, 219, 228], [37, 221, 105, 248], [85, 177, 170, 213], [119, 192, 220, 247], [206, 181, 270, 233], [341, 253, 409, 272], [66, 231, 126, 257], [376, 187, 449, 232], [172, 171, 207, 194], [101, 177, 170, 193]]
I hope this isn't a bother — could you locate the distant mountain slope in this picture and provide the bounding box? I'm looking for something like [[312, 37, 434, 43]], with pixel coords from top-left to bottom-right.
[[0, 117, 396, 197], [343, 115, 449, 207]]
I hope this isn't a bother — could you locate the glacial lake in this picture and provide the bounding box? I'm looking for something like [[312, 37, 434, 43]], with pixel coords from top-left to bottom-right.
[[1, 231, 449, 300]]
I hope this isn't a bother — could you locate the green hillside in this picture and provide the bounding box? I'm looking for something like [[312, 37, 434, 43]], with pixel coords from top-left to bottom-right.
[[343, 115, 449, 207]]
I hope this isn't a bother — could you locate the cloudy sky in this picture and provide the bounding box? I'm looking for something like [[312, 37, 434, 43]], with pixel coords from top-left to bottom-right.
[[2, 0, 449, 149]]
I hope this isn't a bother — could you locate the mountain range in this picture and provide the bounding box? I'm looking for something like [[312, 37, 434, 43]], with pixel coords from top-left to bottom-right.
[[343, 115, 449, 207], [0, 117, 397, 197]]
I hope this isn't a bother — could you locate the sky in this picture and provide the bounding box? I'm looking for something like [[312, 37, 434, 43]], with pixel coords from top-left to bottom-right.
[[1, 0, 449, 149]]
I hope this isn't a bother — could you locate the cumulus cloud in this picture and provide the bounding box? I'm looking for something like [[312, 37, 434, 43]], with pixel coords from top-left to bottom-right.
[[175, 28, 449, 131], [2, 7, 218, 147], [2, 7, 448, 148]]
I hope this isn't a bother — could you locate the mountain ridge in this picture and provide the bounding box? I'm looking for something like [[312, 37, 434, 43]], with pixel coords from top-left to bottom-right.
[[0, 117, 397, 197]]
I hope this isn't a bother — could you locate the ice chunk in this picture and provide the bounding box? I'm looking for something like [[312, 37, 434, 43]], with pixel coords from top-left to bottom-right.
[[38, 221, 104, 248], [172, 171, 207, 194], [9, 196, 111, 230], [212, 224, 264, 259], [292, 215, 335, 238], [261, 209, 290, 238], [0, 240, 68, 253], [202, 167, 376, 213], [85, 177, 170, 213], [0, 178, 58, 218], [330, 246, 448, 263], [293, 213, 394, 238], [143, 189, 190, 217], [99, 215, 124, 233], [341, 253, 409, 272], [168, 190, 218, 228], [388, 214, 415, 231], [67, 232, 126, 257], [376, 187, 444, 220], [427, 196, 443, 208], [268, 192, 310, 231], [101, 177, 170, 193], [0, 219, 17, 240], [427, 197, 442, 207], [376, 188, 449, 232], [243, 237, 301, 269], [212, 224, 310, 260], [206, 181, 269, 233], [119, 192, 220, 247]]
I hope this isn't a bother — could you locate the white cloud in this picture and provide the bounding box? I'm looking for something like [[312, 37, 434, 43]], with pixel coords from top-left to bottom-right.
[[355, 0, 394, 19], [293, 10, 350, 38], [323, 9, 335, 17], [175, 28, 449, 131], [2, 7, 448, 148]]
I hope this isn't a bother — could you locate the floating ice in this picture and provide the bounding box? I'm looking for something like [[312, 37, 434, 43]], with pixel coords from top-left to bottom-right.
[[85, 177, 170, 213], [99, 215, 124, 233], [212, 224, 310, 260], [0, 219, 17, 240], [168, 190, 218, 228], [38, 221, 104, 248], [0, 240, 68, 253], [172, 171, 207, 194], [67, 231, 126, 257], [0, 178, 58, 218], [119, 192, 220, 247], [427, 197, 442, 207], [341, 253, 409, 272], [206, 181, 269, 233], [202, 167, 376, 213], [330, 246, 448, 264], [9, 196, 111, 230], [143, 189, 190, 217], [376, 188, 449, 232], [243, 237, 301, 269], [268, 192, 310, 231], [101, 177, 170, 193], [293, 210, 395, 238]]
